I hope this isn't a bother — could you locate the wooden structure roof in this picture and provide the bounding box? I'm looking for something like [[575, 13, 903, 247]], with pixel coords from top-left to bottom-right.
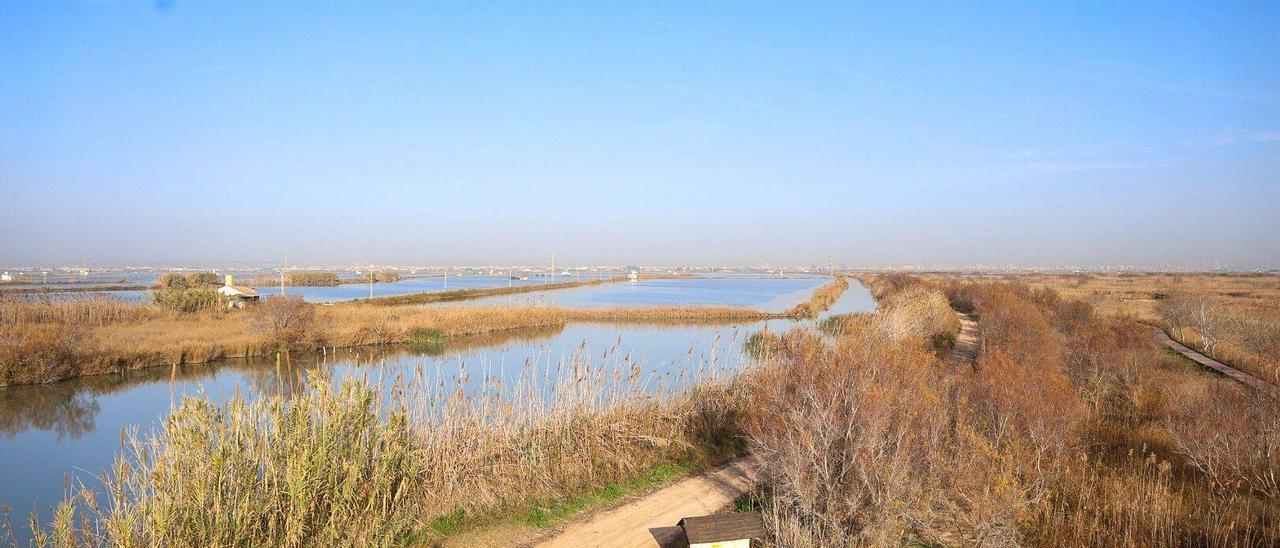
[[678, 512, 765, 544]]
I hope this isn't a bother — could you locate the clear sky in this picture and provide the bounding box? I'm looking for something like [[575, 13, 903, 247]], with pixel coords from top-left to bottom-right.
[[2, 1, 1277, 269]]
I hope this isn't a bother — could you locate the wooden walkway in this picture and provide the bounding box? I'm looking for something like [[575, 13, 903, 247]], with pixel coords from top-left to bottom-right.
[[535, 456, 763, 548], [1151, 327, 1280, 401]]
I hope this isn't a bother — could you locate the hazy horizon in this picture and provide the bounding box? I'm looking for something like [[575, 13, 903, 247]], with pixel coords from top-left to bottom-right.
[[3, 2, 1278, 269]]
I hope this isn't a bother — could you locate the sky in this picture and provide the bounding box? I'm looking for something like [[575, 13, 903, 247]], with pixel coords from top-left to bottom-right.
[[1, 1, 1278, 269]]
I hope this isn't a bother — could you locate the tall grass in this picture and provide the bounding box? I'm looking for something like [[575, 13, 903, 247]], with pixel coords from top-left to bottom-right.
[[783, 276, 849, 318], [30, 340, 753, 545], [0, 295, 784, 386]]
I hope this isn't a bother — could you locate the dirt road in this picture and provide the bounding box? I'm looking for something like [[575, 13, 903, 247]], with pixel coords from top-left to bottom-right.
[[948, 312, 979, 365], [534, 456, 764, 548]]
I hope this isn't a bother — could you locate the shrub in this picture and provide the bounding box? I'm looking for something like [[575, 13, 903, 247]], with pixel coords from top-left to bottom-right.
[[287, 271, 341, 286], [247, 296, 318, 351], [155, 272, 220, 289], [153, 286, 226, 313]]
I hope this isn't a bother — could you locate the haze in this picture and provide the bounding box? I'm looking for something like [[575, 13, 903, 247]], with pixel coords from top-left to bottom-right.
[[2, 2, 1277, 268]]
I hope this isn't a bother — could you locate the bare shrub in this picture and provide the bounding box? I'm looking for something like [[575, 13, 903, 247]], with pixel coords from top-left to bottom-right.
[[748, 332, 1027, 546], [247, 296, 318, 351], [1166, 383, 1280, 499]]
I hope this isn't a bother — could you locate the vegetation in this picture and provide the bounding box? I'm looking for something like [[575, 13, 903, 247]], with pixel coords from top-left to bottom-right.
[[155, 272, 220, 289], [287, 271, 341, 286], [18, 273, 1280, 545], [30, 345, 751, 545], [783, 276, 849, 318], [747, 275, 1280, 545], [0, 296, 783, 386], [1014, 272, 1280, 385], [152, 286, 226, 313]]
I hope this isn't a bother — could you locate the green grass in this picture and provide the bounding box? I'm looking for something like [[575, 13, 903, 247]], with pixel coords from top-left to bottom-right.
[[409, 327, 446, 353], [523, 460, 698, 528]]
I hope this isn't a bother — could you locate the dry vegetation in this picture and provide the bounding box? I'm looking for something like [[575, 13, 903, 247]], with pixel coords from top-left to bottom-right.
[[0, 297, 774, 386], [29, 341, 752, 546], [784, 276, 849, 318], [0, 276, 852, 386], [1014, 272, 1280, 385], [20, 273, 1280, 545], [746, 274, 1280, 546]]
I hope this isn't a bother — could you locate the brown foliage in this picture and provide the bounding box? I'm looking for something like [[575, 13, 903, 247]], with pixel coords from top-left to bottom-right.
[[247, 296, 317, 351]]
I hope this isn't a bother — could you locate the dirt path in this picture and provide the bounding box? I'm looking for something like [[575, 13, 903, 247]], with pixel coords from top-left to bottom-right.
[[534, 456, 763, 548], [948, 312, 979, 366], [1152, 327, 1280, 401]]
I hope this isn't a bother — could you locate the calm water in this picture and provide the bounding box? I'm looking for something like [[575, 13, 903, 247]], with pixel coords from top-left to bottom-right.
[[250, 274, 613, 303], [0, 280, 874, 541], [451, 277, 829, 312]]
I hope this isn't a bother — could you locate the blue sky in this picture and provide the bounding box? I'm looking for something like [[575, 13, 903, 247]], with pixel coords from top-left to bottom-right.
[[2, 1, 1277, 268]]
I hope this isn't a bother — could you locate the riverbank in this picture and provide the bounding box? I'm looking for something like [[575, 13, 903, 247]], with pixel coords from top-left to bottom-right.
[[2, 277, 851, 386]]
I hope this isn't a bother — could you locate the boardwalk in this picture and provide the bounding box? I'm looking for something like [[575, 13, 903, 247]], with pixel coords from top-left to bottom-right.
[[1152, 327, 1280, 401]]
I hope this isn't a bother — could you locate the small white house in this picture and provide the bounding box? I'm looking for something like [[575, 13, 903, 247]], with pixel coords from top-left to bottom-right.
[[628, 270, 639, 282], [217, 275, 260, 309], [0, 272, 12, 282]]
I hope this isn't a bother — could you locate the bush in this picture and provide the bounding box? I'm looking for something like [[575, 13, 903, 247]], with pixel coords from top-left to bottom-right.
[[247, 296, 318, 351], [153, 286, 226, 313], [156, 272, 221, 289], [287, 271, 341, 286]]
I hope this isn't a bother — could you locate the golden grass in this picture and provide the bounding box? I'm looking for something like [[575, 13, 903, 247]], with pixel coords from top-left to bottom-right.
[[0, 276, 854, 386], [783, 276, 849, 318]]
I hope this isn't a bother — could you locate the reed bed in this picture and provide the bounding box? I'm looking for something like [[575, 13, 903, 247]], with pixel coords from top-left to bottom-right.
[[0, 295, 153, 326], [783, 276, 849, 318], [28, 339, 753, 546], [0, 291, 792, 386]]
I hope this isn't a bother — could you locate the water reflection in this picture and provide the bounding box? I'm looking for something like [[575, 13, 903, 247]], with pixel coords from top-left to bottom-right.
[[0, 324, 566, 440]]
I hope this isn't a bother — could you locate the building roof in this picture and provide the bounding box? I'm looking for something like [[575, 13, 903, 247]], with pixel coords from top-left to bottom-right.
[[218, 285, 260, 297], [678, 512, 765, 544]]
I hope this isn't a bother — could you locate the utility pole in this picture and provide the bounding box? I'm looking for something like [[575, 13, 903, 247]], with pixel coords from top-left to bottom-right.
[[829, 255, 835, 278], [281, 252, 287, 296], [549, 254, 555, 285], [369, 265, 374, 299], [443, 267, 448, 291]]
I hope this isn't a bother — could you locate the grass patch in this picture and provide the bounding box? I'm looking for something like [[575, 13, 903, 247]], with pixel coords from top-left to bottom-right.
[[524, 461, 698, 529], [409, 327, 446, 353]]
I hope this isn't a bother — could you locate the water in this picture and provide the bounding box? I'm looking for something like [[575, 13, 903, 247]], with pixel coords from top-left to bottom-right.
[[0, 279, 875, 541], [451, 277, 830, 312], [819, 280, 879, 320], [249, 274, 600, 303]]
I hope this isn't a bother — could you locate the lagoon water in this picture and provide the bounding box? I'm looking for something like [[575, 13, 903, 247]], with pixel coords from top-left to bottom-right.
[[0, 279, 874, 541], [452, 277, 829, 312]]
